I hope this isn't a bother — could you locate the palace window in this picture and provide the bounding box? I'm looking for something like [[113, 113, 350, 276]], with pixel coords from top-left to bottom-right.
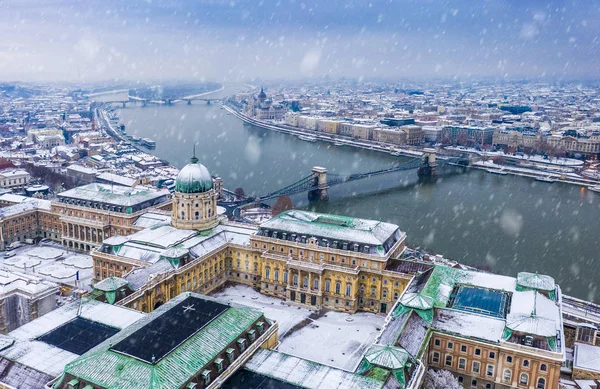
[[325, 280, 331, 292], [345, 284, 351, 296], [503, 369, 511, 382], [519, 373, 528, 385], [245, 261, 249, 270], [335, 282, 341, 294], [540, 363, 547, 372], [313, 279, 319, 289], [293, 275, 298, 286], [303, 277, 308, 288], [577, 326, 595, 343], [370, 287, 376, 297], [284, 272, 288, 283], [489, 351, 496, 359], [460, 345, 467, 353], [265, 268, 270, 279], [537, 378, 546, 389], [274, 270, 279, 281], [472, 361, 480, 374], [506, 355, 513, 363], [523, 359, 530, 368], [471, 380, 477, 388], [445, 355, 452, 367], [447, 342, 453, 350], [486, 364, 494, 377], [432, 352, 440, 363], [458, 358, 466, 370], [434, 339, 441, 347], [202, 370, 211, 385], [474, 348, 481, 356], [194, 211, 199, 220], [382, 289, 387, 298]]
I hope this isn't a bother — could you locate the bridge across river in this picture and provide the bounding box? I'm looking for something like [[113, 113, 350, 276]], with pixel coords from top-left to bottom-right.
[[100, 95, 222, 107], [255, 150, 470, 202]]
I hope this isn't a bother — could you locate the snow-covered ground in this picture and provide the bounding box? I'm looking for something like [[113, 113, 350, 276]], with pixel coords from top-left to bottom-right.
[[212, 284, 385, 371], [444, 146, 584, 166]]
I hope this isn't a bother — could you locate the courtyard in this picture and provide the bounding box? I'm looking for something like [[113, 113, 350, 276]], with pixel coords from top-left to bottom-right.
[[212, 284, 385, 371]]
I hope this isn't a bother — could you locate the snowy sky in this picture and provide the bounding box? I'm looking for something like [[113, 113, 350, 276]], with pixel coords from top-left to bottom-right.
[[0, 0, 599, 82]]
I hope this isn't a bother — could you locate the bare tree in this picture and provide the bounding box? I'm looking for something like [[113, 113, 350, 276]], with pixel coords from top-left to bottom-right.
[[423, 369, 462, 389], [234, 187, 245, 200], [272, 195, 294, 216]]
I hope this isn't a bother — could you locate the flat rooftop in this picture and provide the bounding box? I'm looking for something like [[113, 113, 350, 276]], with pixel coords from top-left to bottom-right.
[[37, 317, 120, 355], [111, 296, 228, 364], [57, 183, 169, 211], [257, 210, 403, 256], [448, 285, 510, 319]]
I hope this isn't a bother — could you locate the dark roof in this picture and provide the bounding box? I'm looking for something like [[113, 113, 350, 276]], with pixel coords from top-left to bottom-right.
[[0, 357, 54, 389], [405, 267, 434, 294], [110, 296, 228, 364], [37, 317, 120, 355], [396, 312, 429, 358], [386, 259, 433, 275], [222, 369, 303, 389]]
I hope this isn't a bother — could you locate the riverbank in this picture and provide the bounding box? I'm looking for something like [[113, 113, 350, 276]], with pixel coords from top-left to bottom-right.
[[223, 103, 599, 188]]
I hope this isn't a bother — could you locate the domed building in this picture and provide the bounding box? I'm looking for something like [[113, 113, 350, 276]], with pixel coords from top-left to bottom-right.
[[171, 154, 219, 231]]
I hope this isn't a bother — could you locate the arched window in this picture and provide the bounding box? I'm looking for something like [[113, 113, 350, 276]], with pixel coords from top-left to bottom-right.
[[265, 268, 270, 279], [293, 274, 298, 286], [540, 364, 547, 372], [208, 208, 212, 217], [445, 355, 452, 366], [194, 211, 199, 220], [325, 280, 331, 292], [503, 369, 511, 382], [283, 272, 288, 283], [335, 282, 341, 294], [345, 283, 351, 296], [537, 378, 545, 389], [523, 359, 530, 367], [519, 373, 528, 385], [303, 276, 308, 288], [181, 211, 185, 219], [313, 279, 319, 289], [274, 270, 279, 281]]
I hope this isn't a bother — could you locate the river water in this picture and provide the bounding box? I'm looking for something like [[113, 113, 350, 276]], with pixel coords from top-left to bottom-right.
[[99, 85, 600, 302]]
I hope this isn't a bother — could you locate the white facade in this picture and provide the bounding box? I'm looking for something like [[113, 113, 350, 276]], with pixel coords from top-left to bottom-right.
[[0, 169, 31, 189]]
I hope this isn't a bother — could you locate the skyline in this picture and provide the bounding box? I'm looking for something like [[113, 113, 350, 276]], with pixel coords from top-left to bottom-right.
[[0, 0, 599, 82]]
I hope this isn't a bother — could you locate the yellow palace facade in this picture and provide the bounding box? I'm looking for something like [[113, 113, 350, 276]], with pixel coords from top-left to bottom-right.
[[92, 155, 415, 315]]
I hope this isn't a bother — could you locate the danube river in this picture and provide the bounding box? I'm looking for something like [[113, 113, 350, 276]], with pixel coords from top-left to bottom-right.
[[101, 86, 599, 302]]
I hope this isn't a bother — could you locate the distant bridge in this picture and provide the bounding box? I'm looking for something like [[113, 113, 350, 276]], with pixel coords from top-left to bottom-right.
[[100, 95, 222, 107], [257, 149, 470, 202]]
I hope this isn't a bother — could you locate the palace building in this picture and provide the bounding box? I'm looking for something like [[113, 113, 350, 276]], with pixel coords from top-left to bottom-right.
[[91, 155, 414, 315]]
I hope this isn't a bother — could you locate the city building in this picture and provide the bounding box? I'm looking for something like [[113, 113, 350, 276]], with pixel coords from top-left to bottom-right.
[[243, 87, 286, 121], [442, 125, 495, 146], [493, 129, 541, 151], [373, 266, 565, 389], [0, 270, 58, 333], [53, 293, 278, 389], [0, 297, 144, 388], [91, 156, 413, 316], [0, 168, 30, 189]]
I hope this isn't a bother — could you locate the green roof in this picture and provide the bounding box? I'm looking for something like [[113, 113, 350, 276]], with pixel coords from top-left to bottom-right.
[[516, 272, 555, 291], [93, 277, 129, 293], [364, 345, 410, 370], [175, 158, 213, 193], [57, 294, 263, 389]]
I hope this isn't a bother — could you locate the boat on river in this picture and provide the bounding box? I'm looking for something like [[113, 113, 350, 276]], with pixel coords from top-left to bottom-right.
[[535, 176, 555, 183], [588, 185, 600, 193], [487, 168, 508, 175], [141, 138, 156, 148], [298, 135, 317, 143]]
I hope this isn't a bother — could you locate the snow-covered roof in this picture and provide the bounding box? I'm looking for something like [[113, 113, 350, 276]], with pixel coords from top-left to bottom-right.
[[133, 212, 171, 228], [573, 342, 600, 373], [0, 299, 144, 377], [364, 344, 410, 370], [433, 309, 506, 343], [399, 292, 434, 310], [259, 210, 402, 250], [245, 349, 384, 389], [0, 270, 58, 299], [93, 277, 129, 292], [517, 272, 556, 291], [58, 183, 169, 208]]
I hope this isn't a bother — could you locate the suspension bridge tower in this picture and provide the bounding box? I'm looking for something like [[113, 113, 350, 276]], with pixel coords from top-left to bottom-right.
[[308, 166, 329, 201], [418, 148, 437, 177]]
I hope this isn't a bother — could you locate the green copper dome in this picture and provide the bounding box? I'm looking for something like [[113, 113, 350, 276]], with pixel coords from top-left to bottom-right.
[[175, 156, 213, 193]]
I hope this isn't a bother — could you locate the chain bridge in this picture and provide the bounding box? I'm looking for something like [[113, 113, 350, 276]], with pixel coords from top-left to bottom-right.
[[257, 149, 470, 202]]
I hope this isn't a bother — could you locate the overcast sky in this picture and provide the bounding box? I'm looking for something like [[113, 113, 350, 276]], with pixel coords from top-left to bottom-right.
[[0, 0, 599, 83]]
